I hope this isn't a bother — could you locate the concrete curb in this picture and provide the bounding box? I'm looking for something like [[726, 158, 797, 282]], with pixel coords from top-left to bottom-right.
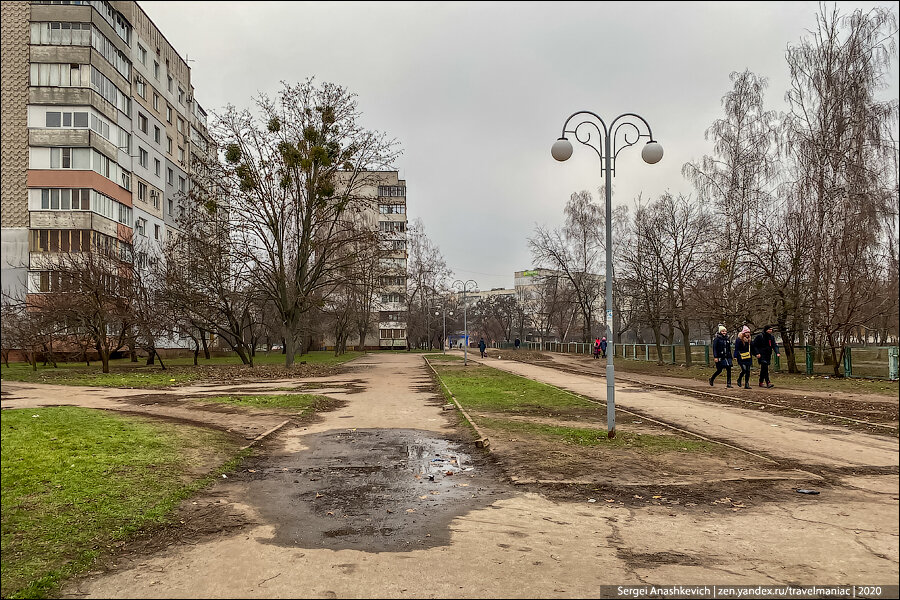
[[423, 356, 490, 448]]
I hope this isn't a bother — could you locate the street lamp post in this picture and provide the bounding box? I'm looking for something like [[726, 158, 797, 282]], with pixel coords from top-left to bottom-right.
[[435, 306, 454, 354], [452, 279, 478, 366], [551, 111, 663, 438]]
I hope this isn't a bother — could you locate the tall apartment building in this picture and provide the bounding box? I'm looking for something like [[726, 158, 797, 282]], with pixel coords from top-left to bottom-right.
[[0, 0, 212, 300], [373, 172, 408, 349]]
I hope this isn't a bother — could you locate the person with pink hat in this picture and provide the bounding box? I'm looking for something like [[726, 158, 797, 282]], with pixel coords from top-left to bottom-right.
[[734, 325, 754, 389]]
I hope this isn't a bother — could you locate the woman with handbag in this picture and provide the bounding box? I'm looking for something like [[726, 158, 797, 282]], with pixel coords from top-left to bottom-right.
[[734, 326, 753, 389]]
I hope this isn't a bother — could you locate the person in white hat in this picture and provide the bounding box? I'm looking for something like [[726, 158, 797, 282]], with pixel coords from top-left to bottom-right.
[[709, 325, 733, 388]]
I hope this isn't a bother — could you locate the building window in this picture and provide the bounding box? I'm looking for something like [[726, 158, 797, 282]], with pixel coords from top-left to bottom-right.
[[154, 224, 160, 240], [168, 198, 174, 215], [154, 158, 161, 177], [166, 104, 171, 123], [138, 147, 148, 168], [177, 87, 184, 105], [153, 61, 159, 80], [178, 176, 186, 193], [138, 44, 147, 65], [153, 92, 159, 111], [379, 204, 406, 214], [379, 329, 406, 340], [138, 112, 148, 133], [379, 221, 406, 233], [167, 167, 174, 185], [136, 77, 145, 98], [378, 186, 406, 197], [154, 125, 161, 144], [178, 147, 184, 163], [167, 136, 173, 154], [136, 218, 146, 236], [167, 75, 173, 93]]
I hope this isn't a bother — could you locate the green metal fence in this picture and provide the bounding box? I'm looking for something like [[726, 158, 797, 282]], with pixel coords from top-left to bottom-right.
[[520, 341, 899, 380]]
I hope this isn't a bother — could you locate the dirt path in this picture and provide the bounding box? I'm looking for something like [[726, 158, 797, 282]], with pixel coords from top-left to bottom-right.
[[3, 353, 897, 597]]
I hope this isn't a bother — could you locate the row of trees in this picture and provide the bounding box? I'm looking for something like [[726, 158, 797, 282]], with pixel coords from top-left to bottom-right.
[[3, 79, 406, 371], [522, 6, 899, 374]]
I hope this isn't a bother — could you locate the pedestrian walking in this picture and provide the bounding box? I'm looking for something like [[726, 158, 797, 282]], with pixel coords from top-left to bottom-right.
[[514, 338, 520, 351], [600, 337, 608, 358], [709, 325, 733, 388], [734, 326, 753, 389], [478, 337, 487, 358], [754, 325, 780, 388], [593, 338, 602, 359]]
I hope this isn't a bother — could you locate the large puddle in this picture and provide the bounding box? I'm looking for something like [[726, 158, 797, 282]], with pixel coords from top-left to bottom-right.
[[245, 428, 512, 551]]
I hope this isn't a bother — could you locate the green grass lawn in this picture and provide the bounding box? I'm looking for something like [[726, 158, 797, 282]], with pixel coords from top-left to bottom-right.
[[1, 407, 244, 599], [194, 393, 331, 416], [477, 417, 715, 452], [0, 351, 364, 389], [428, 358, 715, 451], [429, 360, 596, 413]]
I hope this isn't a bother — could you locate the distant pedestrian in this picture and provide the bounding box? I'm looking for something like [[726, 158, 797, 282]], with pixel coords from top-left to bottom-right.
[[734, 326, 753, 389], [593, 338, 602, 359], [600, 337, 608, 358], [514, 338, 521, 351], [478, 337, 486, 358], [709, 325, 733, 388], [754, 325, 780, 388]]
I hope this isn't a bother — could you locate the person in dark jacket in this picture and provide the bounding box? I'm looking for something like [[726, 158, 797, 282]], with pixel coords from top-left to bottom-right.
[[478, 338, 487, 358], [709, 325, 733, 388], [754, 325, 780, 388], [514, 338, 520, 351], [593, 338, 602, 359], [734, 325, 754, 389], [600, 337, 608, 358]]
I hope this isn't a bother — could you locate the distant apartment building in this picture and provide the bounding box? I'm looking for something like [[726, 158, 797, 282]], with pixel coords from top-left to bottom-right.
[[373, 172, 408, 349], [323, 170, 408, 350], [1, 0, 212, 301]]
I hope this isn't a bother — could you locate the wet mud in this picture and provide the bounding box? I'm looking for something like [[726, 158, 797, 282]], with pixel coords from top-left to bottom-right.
[[239, 427, 513, 552]]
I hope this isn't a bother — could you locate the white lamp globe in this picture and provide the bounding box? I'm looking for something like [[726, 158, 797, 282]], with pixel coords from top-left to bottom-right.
[[551, 138, 573, 161], [641, 141, 664, 164]]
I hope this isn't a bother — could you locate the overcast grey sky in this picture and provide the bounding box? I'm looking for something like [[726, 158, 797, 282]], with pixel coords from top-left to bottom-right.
[[141, 1, 899, 291]]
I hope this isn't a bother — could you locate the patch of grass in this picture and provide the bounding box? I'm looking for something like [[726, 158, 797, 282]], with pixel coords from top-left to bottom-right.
[[0, 351, 364, 389], [478, 417, 714, 452], [196, 394, 330, 416], [1, 407, 243, 599], [431, 362, 595, 413], [0, 363, 202, 388]]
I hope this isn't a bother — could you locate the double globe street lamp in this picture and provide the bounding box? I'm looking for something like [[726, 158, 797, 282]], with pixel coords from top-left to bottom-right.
[[452, 279, 478, 366], [551, 111, 663, 438], [434, 305, 454, 354]]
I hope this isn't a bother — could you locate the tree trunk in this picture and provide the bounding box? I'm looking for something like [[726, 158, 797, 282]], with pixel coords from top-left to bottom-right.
[[200, 329, 210, 360], [193, 340, 200, 366], [146, 347, 156, 365]]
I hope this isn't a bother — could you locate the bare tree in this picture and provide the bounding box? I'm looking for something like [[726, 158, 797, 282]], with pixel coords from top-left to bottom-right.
[[215, 78, 400, 365], [783, 4, 898, 374], [529, 191, 605, 342]]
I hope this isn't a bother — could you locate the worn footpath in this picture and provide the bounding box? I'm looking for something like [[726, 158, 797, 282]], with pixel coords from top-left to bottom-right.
[[3, 352, 898, 597]]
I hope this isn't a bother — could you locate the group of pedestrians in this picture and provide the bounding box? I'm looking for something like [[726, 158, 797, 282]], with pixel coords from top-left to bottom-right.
[[593, 337, 607, 359], [710, 324, 780, 389]]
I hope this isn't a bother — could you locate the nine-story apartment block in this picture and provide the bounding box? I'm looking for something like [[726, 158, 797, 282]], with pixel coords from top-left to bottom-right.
[[1, 0, 212, 299]]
